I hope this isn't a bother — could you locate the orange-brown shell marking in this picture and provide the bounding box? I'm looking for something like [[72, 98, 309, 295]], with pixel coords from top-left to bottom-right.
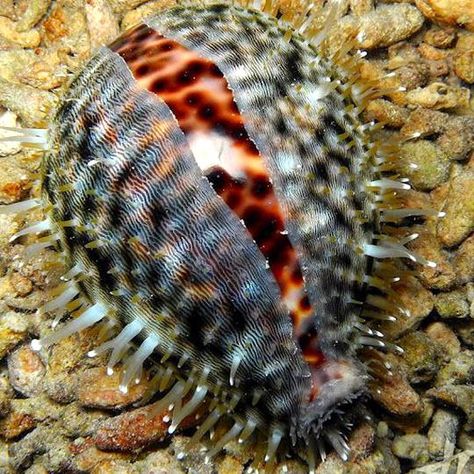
[[111, 25, 327, 379]]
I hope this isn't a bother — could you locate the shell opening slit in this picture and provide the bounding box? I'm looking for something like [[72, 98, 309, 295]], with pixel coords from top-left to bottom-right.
[[0, 0, 442, 469]]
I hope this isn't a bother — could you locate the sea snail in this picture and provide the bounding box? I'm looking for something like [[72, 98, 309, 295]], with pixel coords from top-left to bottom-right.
[[0, 0, 439, 470]]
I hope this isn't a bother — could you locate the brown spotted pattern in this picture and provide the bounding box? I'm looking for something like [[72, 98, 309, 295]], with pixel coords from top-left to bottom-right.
[[110, 25, 328, 372]]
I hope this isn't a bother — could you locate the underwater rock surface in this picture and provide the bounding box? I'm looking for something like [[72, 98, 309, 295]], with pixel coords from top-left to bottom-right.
[[0, 1, 473, 473]]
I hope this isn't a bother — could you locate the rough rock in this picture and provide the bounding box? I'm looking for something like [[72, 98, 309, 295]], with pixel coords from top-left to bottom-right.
[[0, 16, 40, 47], [364, 98, 410, 128], [24, 462, 49, 474], [3, 287, 47, 313], [85, 0, 120, 50], [0, 48, 68, 90], [415, 0, 474, 32], [427, 409, 460, 461], [59, 402, 106, 438], [392, 434, 429, 467], [15, 0, 51, 32], [397, 63, 430, 91], [348, 0, 373, 17], [7, 244, 64, 290], [454, 49, 474, 84], [437, 171, 474, 247], [8, 426, 70, 472], [467, 283, 474, 317], [455, 319, 474, 347], [423, 26, 456, 48], [435, 351, 474, 386], [0, 311, 28, 358], [0, 213, 18, 254], [388, 42, 422, 70], [134, 451, 187, 474], [417, 43, 448, 62], [7, 344, 45, 397], [434, 288, 470, 319], [218, 455, 245, 474], [9, 273, 33, 298], [0, 408, 36, 439], [0, 374, 13, 415], [427, 384, 474, 431], [121, 0, 177, 30], [400, 109, 474, 161], [398, 332, 441, 384], [436, 120, 474, 162], [69, 442, 133, 473], [325, 3, 424, 59], [407, 450, 474, 474], [0, 155, 32, 204], [418, 46, 450, 80], [77, 367, 149, 409], [43, 325, 106, 404], [273, 460, 307, 474], [109, 0, 151, 14], [425, 322, 461, 361], [351, 4, 425, 49], [170, 435, 214, 474], [0, 78, 57, 127], [0, 0, 14, 19], [456, 31, 474, 51], [458, 430, 474, 451], [381, 275, 434, 339], [407, 228, 457, 290], [41, 2, 91, 64], [399, 140, 451, 191], [454, 234, 474, 285], [91, 402, 190, 452], [0, 110, 21, 156], [405, 82, 470, 110], [453, 32, 474, 83], [0, 1, 472, 473], [0, 394, 64, 440], [388, 397, 435, 435], [315, 423, 401, 474], [371, 355, 423, 416], [89, 459, 139, 474]]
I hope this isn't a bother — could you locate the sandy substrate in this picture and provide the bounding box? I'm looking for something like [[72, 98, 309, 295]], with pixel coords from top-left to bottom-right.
[[0, 1, 473, 473]]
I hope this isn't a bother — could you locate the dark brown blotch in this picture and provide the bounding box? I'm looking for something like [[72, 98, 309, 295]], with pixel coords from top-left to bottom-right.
[[251, 176, 272, 199], [198, 103, 217, 120]]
